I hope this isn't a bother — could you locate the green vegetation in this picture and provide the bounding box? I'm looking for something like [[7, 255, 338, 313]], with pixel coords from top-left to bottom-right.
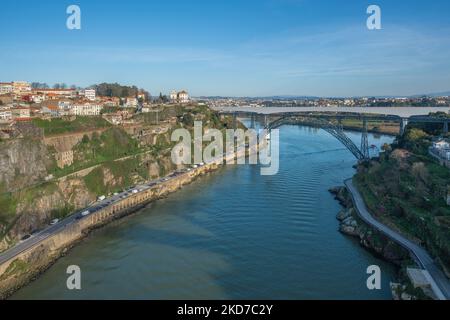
[[48, 127, 142, 178], [355, 126, 450, 270], [0, 259, 28, 281], [32, 117, 111, 136], [0, 189, 17, 233], [93, 83, 149, 100]]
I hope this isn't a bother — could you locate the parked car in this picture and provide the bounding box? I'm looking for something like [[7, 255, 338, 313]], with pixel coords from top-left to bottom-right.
[[81, 210, 90, 216], [98, 195, 106, 201], [50, 219, 59, 225], [21, 234, 31, 241]]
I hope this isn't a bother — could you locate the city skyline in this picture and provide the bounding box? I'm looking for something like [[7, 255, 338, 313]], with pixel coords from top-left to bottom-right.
[[1, 0, 450, 97]]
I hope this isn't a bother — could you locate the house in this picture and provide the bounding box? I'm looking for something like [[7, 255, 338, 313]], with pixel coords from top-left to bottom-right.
[[11, 107, 31, 120], [0, 82, 14, 95], [0, 110, 12, 122], [433, 140, 450, 150], [71, 103, 102, 116], [83, 89, 96, 101], [170, 90, 178, 102], [42, 105, 61, 117], [170, 90, 190, 103], [32, 88, 76, 99], [12, 81, 31, 94], [125, 97, 138, 108]]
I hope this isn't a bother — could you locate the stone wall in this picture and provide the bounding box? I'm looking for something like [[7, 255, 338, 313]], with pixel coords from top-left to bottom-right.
[[0, 161, 219, 299]]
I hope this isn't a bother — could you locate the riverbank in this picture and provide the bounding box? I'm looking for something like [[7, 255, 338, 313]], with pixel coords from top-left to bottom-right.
[[0, 161, 223, 299], [330, 184, 443, 300], [0, 131, 262, 300]]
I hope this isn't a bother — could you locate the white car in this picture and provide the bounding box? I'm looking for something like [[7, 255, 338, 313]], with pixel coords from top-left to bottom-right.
[[50, 219, 59, 225], [132, 189, 138, 194], [81, 210, 90, 217]]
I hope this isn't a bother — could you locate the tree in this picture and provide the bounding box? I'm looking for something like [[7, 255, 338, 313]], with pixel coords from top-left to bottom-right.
[[406, 128, 428, 142], [81, 134, 90, 144]]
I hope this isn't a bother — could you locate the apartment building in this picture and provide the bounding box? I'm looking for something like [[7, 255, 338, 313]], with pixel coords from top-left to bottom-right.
[[71, 103, 102, 116], [0, 83, 14, 95], [84, 89, 96, 101]]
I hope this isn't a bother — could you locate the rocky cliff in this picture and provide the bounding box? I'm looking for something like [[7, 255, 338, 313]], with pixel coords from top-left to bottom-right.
[[0, 138, 53, 193]]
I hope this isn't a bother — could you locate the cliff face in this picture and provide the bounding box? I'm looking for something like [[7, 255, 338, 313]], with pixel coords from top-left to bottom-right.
[[0, 106, 233, 253], [0, 139, 53, 192], [0, 131, 178, 252]]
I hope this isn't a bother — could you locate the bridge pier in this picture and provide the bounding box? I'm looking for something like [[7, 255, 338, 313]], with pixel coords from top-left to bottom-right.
[[400, 118, 409, 136], [444, 121, 449, 134], [250, 113, 256, 129], [360, 118, 370, 160]]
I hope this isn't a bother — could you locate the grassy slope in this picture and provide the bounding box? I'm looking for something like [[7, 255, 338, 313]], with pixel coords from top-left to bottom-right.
[[355, 128, 450, 270]]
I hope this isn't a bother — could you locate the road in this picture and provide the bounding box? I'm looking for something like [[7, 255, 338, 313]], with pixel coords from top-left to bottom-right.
[[0, 167, 196, 266], [345, 179, 450, 300], [212, 106, 450, 118]]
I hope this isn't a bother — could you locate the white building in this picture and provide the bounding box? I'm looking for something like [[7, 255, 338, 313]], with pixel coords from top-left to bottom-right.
[[433, 140, 450, 150], [84, 89, 96, 101], [170, 90, 190, 103], [12, 81, 31, 93], [0, 110, 12, 121], [71, 103, 102, 116], [125, 97, 138, 108], [0, 83, 13, 95], [170, 90, 178, 102], [11, 107, 31, 119]]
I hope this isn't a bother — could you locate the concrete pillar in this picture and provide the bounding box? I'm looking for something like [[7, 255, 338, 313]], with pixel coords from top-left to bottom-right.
[[444, 121, 449, 134]]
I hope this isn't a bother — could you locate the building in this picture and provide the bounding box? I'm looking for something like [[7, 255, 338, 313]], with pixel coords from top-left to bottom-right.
[[0, 83, 13, 95], [0, 110, 12, 122], [103, 113, 123, 125], [12, 81, 31, 94], [170, 90, 190, 103], [11, 107, 31, 120], [56, 150, 74, 168], [71, 103, 102, 116], [32, 88, 76, 99], [125, 97, 138, 108], [433, 140, 450, 150], [42, 105, 61, 117], [447, 187, 450, 206], [84, 89, 96, 101], [170, 90, 178, 102]]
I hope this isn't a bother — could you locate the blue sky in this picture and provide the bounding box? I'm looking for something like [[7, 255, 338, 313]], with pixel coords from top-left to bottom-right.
[[1, 0, 450, 97]]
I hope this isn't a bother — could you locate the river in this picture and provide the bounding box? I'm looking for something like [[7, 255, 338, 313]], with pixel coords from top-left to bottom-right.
[[12, 125, 396, 299]]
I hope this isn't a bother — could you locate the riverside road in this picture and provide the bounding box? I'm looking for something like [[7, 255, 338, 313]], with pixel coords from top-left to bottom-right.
[[345, 179, 450, 300], [0, 169, 191, 266]]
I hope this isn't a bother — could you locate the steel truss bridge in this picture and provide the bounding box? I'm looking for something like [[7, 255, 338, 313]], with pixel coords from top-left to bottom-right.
[[222, 110, 450, 162]]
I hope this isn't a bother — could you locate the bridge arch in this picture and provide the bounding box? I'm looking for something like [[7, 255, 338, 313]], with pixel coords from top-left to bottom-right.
[[264, 115, 369, 161]]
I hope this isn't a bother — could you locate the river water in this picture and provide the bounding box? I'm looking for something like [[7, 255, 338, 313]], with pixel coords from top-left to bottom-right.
[[12, 125, 396, 299]]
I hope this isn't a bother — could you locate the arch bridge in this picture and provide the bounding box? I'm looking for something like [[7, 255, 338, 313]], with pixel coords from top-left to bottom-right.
[[221, 110, 450, 162]]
